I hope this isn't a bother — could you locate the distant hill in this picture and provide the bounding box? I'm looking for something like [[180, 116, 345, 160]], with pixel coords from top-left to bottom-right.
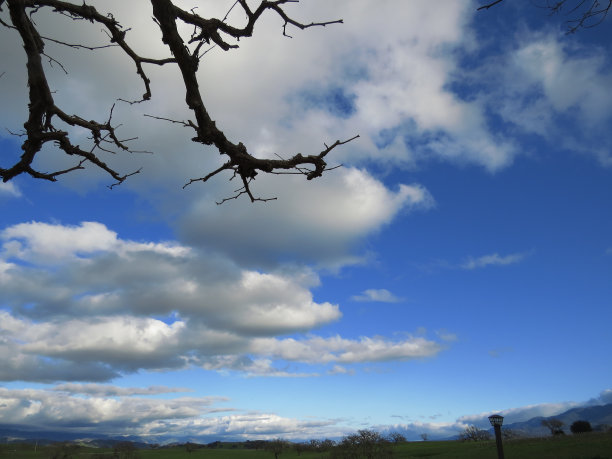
[[503, 403, 612, 437], [0, 425, 151, 448], [2, 403, 612, 446]]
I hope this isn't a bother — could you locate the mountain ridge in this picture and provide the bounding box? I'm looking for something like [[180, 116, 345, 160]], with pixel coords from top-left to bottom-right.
[[501, 403, 612, 437], [2, 403, 611, 445]]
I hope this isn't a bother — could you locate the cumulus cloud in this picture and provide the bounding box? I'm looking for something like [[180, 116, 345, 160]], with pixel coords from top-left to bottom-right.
[[0, 386, 227, 433], [251, 335, 442, 364], [1, 221, 189, 262], [180, 169, 434, 267], [2, 382, 610, 441], [474, 31, 612, 165], [351, 288, 403, 303], [0, 385, 347, 441], [588, 389, 612, 406], [0, 0, 521, 206], [2, 0, 609, 213], [512, 36, 612, 122], [0, 221, 445, 382], [0, 221, 338, 329]]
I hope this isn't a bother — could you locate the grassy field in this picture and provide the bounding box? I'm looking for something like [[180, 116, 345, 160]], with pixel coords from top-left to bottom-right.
[[2, 432, 611, 459], [392, 433, 612, 458]]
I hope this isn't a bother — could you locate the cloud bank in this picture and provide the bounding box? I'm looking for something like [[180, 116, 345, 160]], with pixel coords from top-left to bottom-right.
[[0, 221, 444, 382], [2, 385, 610, 442]]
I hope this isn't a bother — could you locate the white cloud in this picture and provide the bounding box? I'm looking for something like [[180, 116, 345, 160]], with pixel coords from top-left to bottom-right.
[[180, 168, 434, 268], [458, 402, 581, 429], [2, 0, 609, 209], [1, 221, 189, 262], [476, 31, 612, 165], [0, 0, 519, 203], [0, 386, 226, 432], [351, 288, 403, 303], [0, 181, 21, 197], [513, 36, 612, 120], [51, 383, 193, 397], [461, 252, 528, 270], [0, 385, 347, 441], [0, 221, 447, 381], [2, 382, 610, 441], [251, 335, 442, 365], [587, 389, 612, 406], [0, 221, 338, 331], [385, 389, 612, 440]]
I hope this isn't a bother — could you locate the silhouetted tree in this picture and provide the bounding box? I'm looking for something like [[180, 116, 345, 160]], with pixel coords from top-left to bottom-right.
[[0, 0, 356, 202], [320, 439, 336, 450], [293, 442, 308, 456], [45, 442, 80, 459], [388, 432, 406, 443], [420, 433, 429, 441], [542, 419, 565, 436], [458, 425, 492, 442], [570, 420, 593, 434], [245, 439, 268, 450], [331, 430, 393, 459], [303, 439, 335, 452], [112, 441, 139, 459], [266, 438, 289, 459]]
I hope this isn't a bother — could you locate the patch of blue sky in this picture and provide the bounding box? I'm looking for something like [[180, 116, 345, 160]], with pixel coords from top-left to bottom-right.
[[402, 127, 451, 154], [292, 85, 357, 119], [372, 120, 457, 161], [372, 125, 403, 150], [151, 311, 183, 326], [0, 168, 174, 246]]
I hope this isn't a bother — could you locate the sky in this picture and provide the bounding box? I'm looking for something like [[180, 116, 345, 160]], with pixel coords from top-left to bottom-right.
[[0, 0, 611, 443]]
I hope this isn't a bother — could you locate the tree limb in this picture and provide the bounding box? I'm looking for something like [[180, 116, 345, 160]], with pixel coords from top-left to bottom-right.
[[0, 0, 351, 201]]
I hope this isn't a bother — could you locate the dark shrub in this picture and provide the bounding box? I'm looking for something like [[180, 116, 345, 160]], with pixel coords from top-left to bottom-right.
[[570, 420, 593, 434]]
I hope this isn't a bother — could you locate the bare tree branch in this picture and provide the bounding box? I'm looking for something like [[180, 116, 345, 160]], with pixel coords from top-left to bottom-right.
[[0, 0, 352, 201], [477, 0, 504, 11], [478, 0, 611, 32]]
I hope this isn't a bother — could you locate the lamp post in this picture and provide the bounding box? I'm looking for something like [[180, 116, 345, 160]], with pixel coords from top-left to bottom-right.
[[488, 414, 504, 459]]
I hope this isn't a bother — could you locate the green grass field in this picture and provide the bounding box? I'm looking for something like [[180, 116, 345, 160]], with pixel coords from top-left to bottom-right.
[[2, 432, 611, 459]]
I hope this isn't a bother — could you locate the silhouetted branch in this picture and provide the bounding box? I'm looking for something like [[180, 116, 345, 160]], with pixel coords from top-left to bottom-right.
[[478, 0, 611, 32], [477, 0, 504, 11], [0, 0, 351, 201], [183, 135, 359, 203]]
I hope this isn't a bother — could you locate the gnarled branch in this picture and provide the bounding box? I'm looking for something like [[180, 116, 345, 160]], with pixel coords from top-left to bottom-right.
[[478, 0, 611, 32], [0, 0, 351, 201]]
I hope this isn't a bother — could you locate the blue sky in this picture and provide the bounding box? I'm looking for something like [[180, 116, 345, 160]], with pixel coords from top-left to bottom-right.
[[0, 0, 611, 442]]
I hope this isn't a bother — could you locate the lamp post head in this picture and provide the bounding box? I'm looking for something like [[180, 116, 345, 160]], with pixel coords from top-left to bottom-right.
[[488, 414, 504, 427]]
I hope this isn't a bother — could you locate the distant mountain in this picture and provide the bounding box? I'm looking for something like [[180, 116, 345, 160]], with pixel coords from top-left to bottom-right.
[[2, 403, 612, 446], [0, 425, 152, 448], [502, 403, 612, 436]]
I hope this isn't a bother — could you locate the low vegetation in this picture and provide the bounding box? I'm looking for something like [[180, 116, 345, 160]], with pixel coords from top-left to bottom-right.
[[1, 429, 612, 459]]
